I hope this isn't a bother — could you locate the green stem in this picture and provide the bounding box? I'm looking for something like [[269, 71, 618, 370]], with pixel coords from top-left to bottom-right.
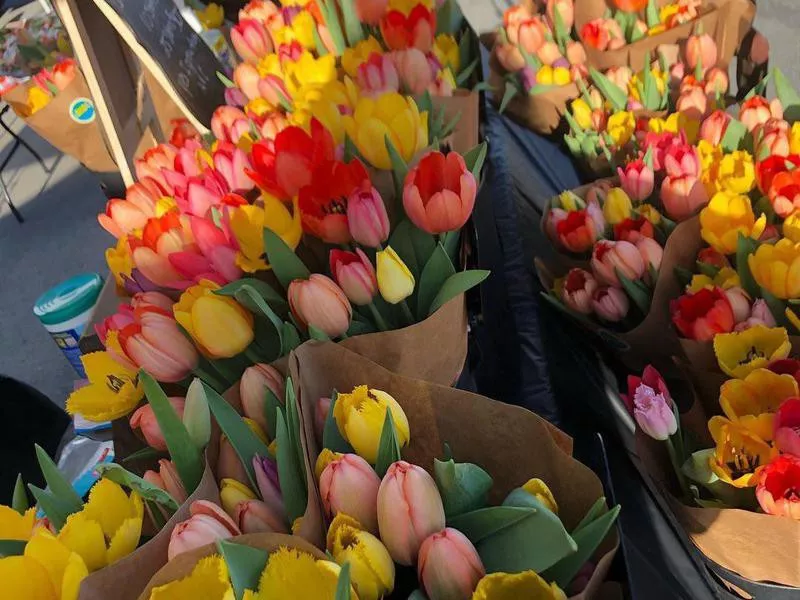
[[666, 436, 691, 501], [244, 345, 263, 366], [367, 302, 389, 332], [399, 300, 415, 326]]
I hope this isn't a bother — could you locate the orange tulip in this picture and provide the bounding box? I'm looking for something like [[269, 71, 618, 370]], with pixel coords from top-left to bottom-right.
[[129, 397, 185, 451]]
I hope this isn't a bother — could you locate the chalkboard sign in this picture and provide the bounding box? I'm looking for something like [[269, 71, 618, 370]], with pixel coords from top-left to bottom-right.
[[97, 0, 226, 127]]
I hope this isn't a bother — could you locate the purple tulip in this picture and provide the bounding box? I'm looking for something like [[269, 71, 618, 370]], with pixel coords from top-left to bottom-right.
[[633, 383, 678, 440], [253, 455, 286, 526]]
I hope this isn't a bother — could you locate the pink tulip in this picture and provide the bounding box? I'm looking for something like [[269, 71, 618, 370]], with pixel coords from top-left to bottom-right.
[[358, 52, 401, 97], [236, 499, 289, 534], [757, 118, 791, 158], [253, 455, 286, 524], [240, 363, 285, 433], [257, 74, 291, 108], [392, 49, 433, 96], [130, 289, 176, 313], [217, 433, 251, 484], [231, 19, 273, 64], [591, 240, 645, 287], [315, 397, 331, 443], [686, 32, 717, 74], [130, 397, 185, 451], [723, 287, 751, 324], [513, 18, 546, 54], [739, 96, 776, 133], [774, 398, 800, 456], [661, 174, 708, 221], [676, 87, 708, 121], [257, 111, 289, 140], [736, 299, 777, 331], [418, 528, 484, 600], [135, 144, 177, 193], [377, 461, 446, 565], [211, 106, 251, 145], [494, 43, 525, 73], [144, 459, 188, 504], [561, 268, 598, 315], [234, 63, 261, 101], [617, 159, 654, 202], [704, 67, 729, 98], [636, 237, 663, 273], [168, 500, 241, 560], [173, 140, 206, 178], [214, 142, 253, 193], [330, 248, 378, 306], [641, 131, 683, 171], [288, 274, 352, 338], [700, 109, 730, 146], [503, 5, 534, 44], [632, 375, 678, 439], [188, 216, 242, 283], [347, 186, 390, 248], [225, 87, 247, 107], [98, 199, 149, 239], [592, 287, 629, 322], [547, 0, 574, 30], [355, 0, 388, 24], [565, 41, 586, 66], [320, 453, 381, 533]]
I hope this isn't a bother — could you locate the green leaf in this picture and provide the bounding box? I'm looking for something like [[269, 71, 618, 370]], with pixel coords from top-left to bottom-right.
[[463, 141, 488, 179], [573, 497, 609, 534], [645, 0, 659, 28], [323, 392, 354, 453], [429, 270, 489, 315], [343, 133, 365, 164], [435, 458, 493, 518], [285, 378, 307, 482], [443, 230, 460, 265], [183, 378, 212, 449], [217, 71, 235, 88], [447, 506, 533, 544], [312, 20, 329, 56], [720, 118, 748, 153], [542, 505, 620, 588], [309, 325, 332, 341], [12, 475, 28, 514], [590, 68, 627, 112], [472, 82, 495, 93], [142, 372, 204, 494], [389, 220, 420, 276], [319, 0, 346, 54], [457, 58, 479, 87], [95, 463, 179, 510], [696, 261, 720, 279], [0, 540, 25, 557], [218, 540, 269, 600], [121, 447, 162, 465], [641, 52, 661, 110], [27, 486, 71, 531], [235, 282, 286, 341], [264, 387, 282, 441], [263, 228, 311, 290], [334, 562, 352, 600], [374, 409, 402, 477], [745, 71, 771, 99], [498, 81, 517, 114], [553, 3, 569, 52], [385, 135, 409, 204], [416, 90, 433, 117], [34, 445, 83, 514], [774, 68, 800, 122], [616, 269, 651, 314], [438, 0, 464, 35], [417, 243, 457, 319], [761, 287, 789, 327], [216, 278, 287, 311], [338, 0, 364, 46], [281, 322, 302, 355], [275, 409, 308, 524], [203, 381, 271, 491], [736, 233, 760, 297]]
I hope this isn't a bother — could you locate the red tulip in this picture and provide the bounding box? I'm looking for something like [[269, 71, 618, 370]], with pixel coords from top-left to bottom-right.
[[380, 3, 436, 53], [549, 206, 603, 253], [231, 19, 273, 63], [697, 247, 730, 270], [591, 287, 629, 322], [320, 453, 381, 534], [613, 216, 654, 243], [768, 169, 800, 218], [641, 131, 684, 171], [561, 268, 597, 315], [700, 109, 731, 146], [214, 141, 254, 193], [756, 455, 800, 520], [670, 287, 735, 340], [347, 185, 390, 248], [168, 501, 241, 559], [211, 106, 251, 145], [757, 154, 800, 196], [130, 397, 185, 451], [330, 249, 378, 306], [418, 528, 485, 600], [774, 397, 800, 457], [581, 19, 610, 51], [288, 274, 352, 338], [591, 240, 645, 287], [620, 364, 672, 415], [358, 52, 401, 97], [661, 174, 708, 221], [403, 151, 477, 235], [51, 58, 77, 91], [617, 159, 654, 202]]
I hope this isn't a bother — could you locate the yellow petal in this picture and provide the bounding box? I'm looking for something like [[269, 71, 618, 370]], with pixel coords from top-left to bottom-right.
[[521, 479, 559, 514], [58, 512, 108, 572], [0, 555, 58, 600], [0, 505, 36, 540], [472, 571, 567, 600], [25, 529, 72, 594], [149, 555, 234, 600], [256, 547, 343, 598], [62, 552, 89, 600], [106, 514, 143, 565], [66, 352, 143, 421], [82, 479, 136, 539]]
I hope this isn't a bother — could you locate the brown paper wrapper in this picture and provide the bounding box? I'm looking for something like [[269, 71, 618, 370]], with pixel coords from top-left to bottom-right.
[[4, 71, 118, 173], [78, 458, 219, 600], [573, 0, 756, 72], [138, 533, 325, 600], [291, 341, 619, 597], [431, 89, 480, 153]]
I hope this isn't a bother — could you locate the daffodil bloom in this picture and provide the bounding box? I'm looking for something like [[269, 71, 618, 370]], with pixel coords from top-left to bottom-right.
[[66, 351, 144, 421], [283, 52, 337, 102], [342, 37, 384, 77], [328, 514, 394, 600], [472, 571, 567, 600], [433, 33, 460, 72], [784, 213, 800, 243], [149, 555, 234, 600], [700, 192, 766, 255], [686, 267, 741, 294], [243, 547, 350, 599], [708, 416, 777, 488], [719, 368, 798, 441], [59, 479, 144, 572], [334, 385, 410, 464], [521, 479, 558, 513], [256, 54, 283, 80], [0, 504, 37, 540], [229, 197, 302, 273], [605, 111, 635, 147], [195, 2, 224, 29], [343, 93, 428, 170], [714, 325, 791, 379], [106, 236, 133, 288], [717, 151, 755, 195], [747, 238, 800, 299]]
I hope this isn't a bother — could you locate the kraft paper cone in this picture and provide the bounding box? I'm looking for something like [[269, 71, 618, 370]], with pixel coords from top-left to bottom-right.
[[431, 89, 480, 153], [79, 457, 219, 600], [291, 341, 619, 597], [138, 533, 325, 600], [574, 0, 755, 73], [4, 72, 117, 173]]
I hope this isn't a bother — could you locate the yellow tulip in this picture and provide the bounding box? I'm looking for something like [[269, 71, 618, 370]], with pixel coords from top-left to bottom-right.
[[376, 246, 415, 304], [686, 267, 741, 294], [552, 67, 571, 86], [637, 204, 662, 225], [342, 37, 384, 77], [229, 197, 302, 273], [22, 529, 89, 600], [696, 140, 722, 173], [243, 547, 351, 599], [174, 280, 254, 358], [707, 416, 777, 488], [0, 555, 59, 600], [256, 54, 283, 80], [273, 10, 316, 50], [602, 188, 633, 225], [245, 98, 274, 119], [301, 78, 360, 144], [521, 479, 558, 514], [660, 3, 680, 23], [747, 238, 800, 299], [647, 117, 667, 133], [27, 86, 51, 116], [66, 350, 144, 422], [149, 555, 234, 600], [606, 111, 635, 147], [0, 505, 37, 540], [283, 52, 337, 102], [719, 368, 798, 441], [195, 2, 224, 29], [334, 385, 410, 464], [433, 33, 460, 72], [791, 122, 800, 155], [472, 571, 567, 600], [220, 479, 257, 517], [536, 65, 554, 85], [714, 325, 791, 379], [343, 93, 428, 170], [717, 150, 755, 195], [783, 213, 800, 243], [664, 112, 700, 144], [106, 236, 132, 288], [328, 514, 395, 600], [699, 192, 766, 255], [570, 98, 592, 130]]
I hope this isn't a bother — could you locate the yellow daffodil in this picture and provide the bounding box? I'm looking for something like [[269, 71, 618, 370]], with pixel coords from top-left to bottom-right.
[[273, 11, 316, 50], [66, 351, 143, 421], [174, 280, 254, 358], [472, 571, 567, 600], [106, 237, 133, 288], [244, 547, 349, 600], [229, 197, 302, 273], [719, 368, 798, 440], [0, 505, 37, 540], [376, 246, 415, 304], [341, 37, 383, 78], [59, 479, 143, 572], [602, 188, 633, 225], [700, 192, 766, 255], [791, 122, 800, 155], [27, 86, 52, 116], [195, 2, 224, 29], [300, 78, 360, 144], [570, 98, 592, 130], [717, 151, 755, 195], [521, 479, 558, 514], [220, 479, 257, 517], [747, 238, 800, 299], [606, 111, 635, 147], [638, 204, 662, 225], [328, 514, 394, 600], [707, 416, 777, 488], [664, 112, 700, 144], [783, 213, 800, 243], [20, 529, 89, 600], [149, 555, 234, 600], [283, 52, 337, 103], [334, 385, 410, 464], [714, 325, 791, 379], [433, 33, 460, 72], [343, 93, 428, 170], [687, 267, 741, 294]]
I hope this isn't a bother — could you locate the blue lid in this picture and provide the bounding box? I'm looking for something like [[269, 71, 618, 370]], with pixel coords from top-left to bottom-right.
[[33, 273, 104, 326]]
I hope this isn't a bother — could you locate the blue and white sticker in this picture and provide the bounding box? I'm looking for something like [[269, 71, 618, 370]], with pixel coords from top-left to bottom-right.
[[69, 97, 96, 124]]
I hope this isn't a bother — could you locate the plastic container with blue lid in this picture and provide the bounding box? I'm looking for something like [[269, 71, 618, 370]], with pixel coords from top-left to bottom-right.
[[34, 273, 104, 378]]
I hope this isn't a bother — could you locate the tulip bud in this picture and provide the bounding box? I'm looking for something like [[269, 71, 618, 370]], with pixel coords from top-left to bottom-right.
[[377, 461, 446, 565], [537, 41, 562, 66], [631, 380, 678, 440], [253, 455, 286, 525], [168, 500, 240, 559], [240, 363, 284, 434], [704, 67, 729, 98], [218, 433, 250, 484], [145, 459, 188, 504], [320, 453, 381, 534], [418, 528, 485, 600], [129, 397, 185, 451], [288, 274, 353, 338], [392, 48, 433, 95], [231, 19, 273, 64], [617, 160, 654, 203], [547, 0, 574, 30], [661, 174, 708, 221], [330, 249, 378, 306], [234, 62, 261, 101], [700, 109, 730, 146], [355, 0, 388, 25], [236, 499, 289, 534], [376, 247, 415, 304], [358, 52, 401, 97], [329, 514, 395, 600], [736, 298, 777, 331], [591, 240, 646, 287], [561, 269, 598, 315], [591, 287, 629, 322], [220, 478, 257, 518], [686, 33, 717, 75], [724, 287, 752, 324], [739, 96, 774, 133], [566, 41, 585, 66], [494, 43, 525, 73], [602, 188, 633, 225], [315, 397, 331, 444], [315, 448, 343, 480], [347, 186, 390, 248], [635, 237, 663, 273], [676, 87, 708, 121]]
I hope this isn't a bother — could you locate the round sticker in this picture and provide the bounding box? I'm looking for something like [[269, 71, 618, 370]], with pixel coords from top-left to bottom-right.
[[69, 98, 96, 124]]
